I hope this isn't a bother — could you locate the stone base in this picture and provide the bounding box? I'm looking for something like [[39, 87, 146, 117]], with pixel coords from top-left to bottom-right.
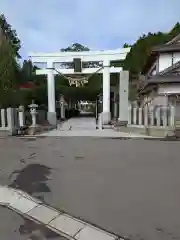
[[165, 129, 177, 140], [166, 129, 176, 137], [10, 129, 18, 136], [27, 126, 37, 135], [117, 120, 128, 127], [175, 128, 180, 138], [47, 112, 57, 126], [26, 125, 42, 135], [101, 111, 111, 125]]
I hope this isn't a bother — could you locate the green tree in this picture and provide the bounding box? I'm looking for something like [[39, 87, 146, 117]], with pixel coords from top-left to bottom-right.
[[123, 22, 180, 75], [21, 60, 34, 80], [123, 43, 131, 48], [61, 43, 89, 52], [122, 22, 180, 100], [0, 37, 20, 107], [20, 60, 39, 84], [0, 14, 21, 57], [60, 43, 90, 69], [60, 43, 101, 69], [0, 14, 22, 107]]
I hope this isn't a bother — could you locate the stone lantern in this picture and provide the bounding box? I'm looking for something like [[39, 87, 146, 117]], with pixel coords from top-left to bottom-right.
[[28, 101, 38, 134]]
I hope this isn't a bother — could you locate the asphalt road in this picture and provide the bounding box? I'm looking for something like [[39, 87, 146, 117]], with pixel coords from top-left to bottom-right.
[[0, 206, 65, 239], [0, 136, 180, 240]]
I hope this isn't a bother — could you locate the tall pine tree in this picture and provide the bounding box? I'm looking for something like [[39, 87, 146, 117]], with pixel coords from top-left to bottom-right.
[[0, 20, 20, 107]]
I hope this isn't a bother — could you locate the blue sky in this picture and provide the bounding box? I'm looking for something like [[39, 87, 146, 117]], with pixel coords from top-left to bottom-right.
[[1, 0, 180, 59]]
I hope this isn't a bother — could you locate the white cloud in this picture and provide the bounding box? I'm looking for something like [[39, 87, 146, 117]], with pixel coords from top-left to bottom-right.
[[1, 0, 180, 58]]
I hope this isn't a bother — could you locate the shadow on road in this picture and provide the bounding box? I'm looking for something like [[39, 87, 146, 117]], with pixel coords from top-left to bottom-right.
[[9, 163, 51, 200], [0, 206, 64, 239], [7, 163, 62, 239], [19, 217, 63, 239]]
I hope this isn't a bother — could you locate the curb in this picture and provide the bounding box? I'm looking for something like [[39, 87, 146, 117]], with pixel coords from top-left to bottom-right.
[[15, 133, 180, 141], [0, 185, 125, 240], [100, 137, 165, 140], [16, 135, 47, 140], [17, 135, 165, 140], [105, 136, 180, 141]]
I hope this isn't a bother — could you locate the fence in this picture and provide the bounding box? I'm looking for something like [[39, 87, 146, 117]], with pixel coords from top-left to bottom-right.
[[0, 108, 18, 135], [128, 104, 175, 128], [0, 106, 49, 135]]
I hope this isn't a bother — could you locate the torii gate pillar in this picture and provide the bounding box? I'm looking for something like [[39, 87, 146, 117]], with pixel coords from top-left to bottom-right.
[[47, 70, 57, 126]]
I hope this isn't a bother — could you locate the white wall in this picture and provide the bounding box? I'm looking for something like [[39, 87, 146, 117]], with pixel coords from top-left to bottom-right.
[[158, 84, 180, 94], [173, 52, 180, 64], [158, 52, 180, 72], [157, 85, 180, 119], [158, 53, 173, 72], [143, 95, 168, 106], [142, 84, 180, 107], [152, 96, 168, 106]]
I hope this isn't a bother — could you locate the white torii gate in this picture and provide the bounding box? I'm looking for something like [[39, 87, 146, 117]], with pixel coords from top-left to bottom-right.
[[29, 48, 130, 126]]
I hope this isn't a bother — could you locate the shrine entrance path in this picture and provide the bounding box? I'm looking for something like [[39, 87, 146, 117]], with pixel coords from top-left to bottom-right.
[[59, 116, 97, 131]]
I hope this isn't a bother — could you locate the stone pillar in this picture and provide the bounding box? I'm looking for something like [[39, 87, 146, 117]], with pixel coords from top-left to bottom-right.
[[7, 108, 17, 135], [60, 95, 65, 120], [1, 109, 6, 128], [47, 70, 57, 126], [118, 71, 129, 126], [114, 93, 118, 120], [102, 59, 110, 124], [18, 105, 25, 127], [60, 103, 65, 120]]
